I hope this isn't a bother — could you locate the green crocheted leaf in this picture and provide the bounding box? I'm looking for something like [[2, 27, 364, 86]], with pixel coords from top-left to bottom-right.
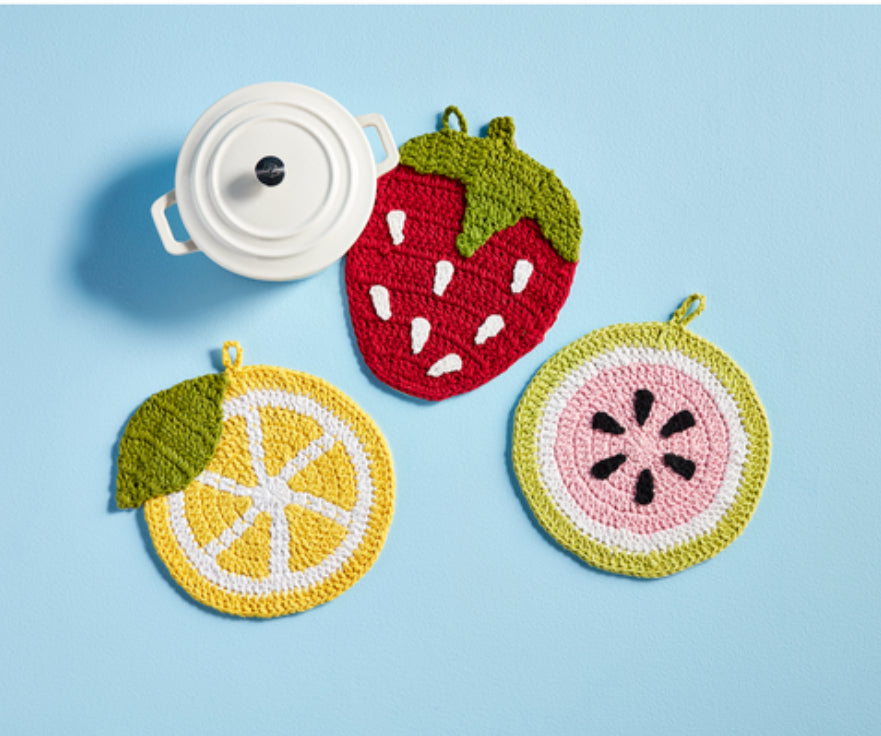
[[399, 111, 582, 262], [116, 373, 228, 509]]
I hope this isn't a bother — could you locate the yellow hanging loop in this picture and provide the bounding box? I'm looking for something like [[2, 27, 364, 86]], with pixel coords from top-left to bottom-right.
[[669, 294, 706, 328], [222, 341, 243, 371]]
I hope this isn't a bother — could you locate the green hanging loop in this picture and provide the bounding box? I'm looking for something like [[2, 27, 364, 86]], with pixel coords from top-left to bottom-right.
[[441, 105, 468, 135], [399, 106, 581, 262], [669, 293, 706, 328]]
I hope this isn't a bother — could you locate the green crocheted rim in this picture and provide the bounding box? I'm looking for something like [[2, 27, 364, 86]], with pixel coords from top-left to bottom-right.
[[512, 295, 772, 578], [116, 372, 228, 509], [400, 106, 582, 262]]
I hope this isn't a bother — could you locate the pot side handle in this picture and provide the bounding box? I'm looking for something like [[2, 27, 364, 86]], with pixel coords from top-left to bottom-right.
[[151, 190, 198, 256], [357, 113, 399, 178]]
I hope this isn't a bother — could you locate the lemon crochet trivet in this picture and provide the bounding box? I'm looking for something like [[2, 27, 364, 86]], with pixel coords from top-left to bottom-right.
[[116, 342, 395, 617], [512, 295, 771, 578]]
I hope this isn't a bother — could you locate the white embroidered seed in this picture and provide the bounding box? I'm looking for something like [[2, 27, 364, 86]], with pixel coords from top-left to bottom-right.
[[511, 259, 534, 293], [386, 210, 406, 245], [475, 314, 504, 345], [411, 317, 430, 355], [369, 285, 391, 321], [427, 353, 462, 377], [433, 260, 454, 296]]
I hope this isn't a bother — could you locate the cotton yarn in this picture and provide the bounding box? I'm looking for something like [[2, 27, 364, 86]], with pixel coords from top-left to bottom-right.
[[118, 342, 395, 617], [345, 106, 582, 401], [512, 295, 771, 577]]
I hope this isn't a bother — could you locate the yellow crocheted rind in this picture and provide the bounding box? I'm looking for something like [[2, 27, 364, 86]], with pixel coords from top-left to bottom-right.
[[512, 313, 771, 578], [145, 361, 395, 617]]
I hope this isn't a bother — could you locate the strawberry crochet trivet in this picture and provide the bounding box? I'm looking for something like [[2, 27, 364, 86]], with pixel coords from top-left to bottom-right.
[[512, 295, 771, 578], [345, 106, 582, 401], [115, 342, 395, 617]]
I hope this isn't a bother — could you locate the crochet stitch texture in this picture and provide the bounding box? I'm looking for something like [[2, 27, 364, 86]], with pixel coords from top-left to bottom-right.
[[512, 295, 771, 578], [116, 373, 227, 509], [345, 106, 582, 401], [400, 106, 581, 261], [118, 342, 395, 617]]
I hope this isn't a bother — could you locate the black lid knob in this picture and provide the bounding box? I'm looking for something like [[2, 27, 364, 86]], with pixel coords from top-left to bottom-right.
[[255, 155, 285, 187]]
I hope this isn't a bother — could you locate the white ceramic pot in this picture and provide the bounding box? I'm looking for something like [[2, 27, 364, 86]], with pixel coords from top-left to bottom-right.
[[151, 82, 398, 281]]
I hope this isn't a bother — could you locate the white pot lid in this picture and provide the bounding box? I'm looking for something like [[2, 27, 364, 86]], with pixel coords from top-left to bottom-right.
[[152, 82, 398, 280]]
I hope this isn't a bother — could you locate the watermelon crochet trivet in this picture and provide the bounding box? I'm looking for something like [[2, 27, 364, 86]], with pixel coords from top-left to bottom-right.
[[116, 342, 395, 617], [512, 295, 771, 578], [345, 106, 582, 401]]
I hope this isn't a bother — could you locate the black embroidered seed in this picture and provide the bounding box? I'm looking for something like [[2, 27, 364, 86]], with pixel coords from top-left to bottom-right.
[[660, 410, 696, 438], [588, 398, 698, 503], [592, 412, 625, 435], [635, 468, 654, 505], [590, 454, 627, 479], [664, 453, 696, 480], [634, 389, 654, 427]]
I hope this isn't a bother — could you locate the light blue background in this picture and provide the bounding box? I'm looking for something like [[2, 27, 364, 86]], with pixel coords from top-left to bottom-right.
[[2, 6, 879, 734]]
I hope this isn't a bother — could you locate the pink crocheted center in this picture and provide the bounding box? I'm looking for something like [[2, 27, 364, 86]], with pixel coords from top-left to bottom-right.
[[553, 362, 729, 536]]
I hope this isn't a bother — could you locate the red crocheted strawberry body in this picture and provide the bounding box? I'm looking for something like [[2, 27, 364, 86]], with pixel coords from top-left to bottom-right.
[[346, 165, 577, 401]]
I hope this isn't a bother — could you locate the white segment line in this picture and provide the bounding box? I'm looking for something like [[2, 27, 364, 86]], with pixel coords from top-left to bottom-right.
[[196, 470, 257, 497], [369, 285, 391, 321], [278, 433, 337, 483], [475, 314, 504, 345], [243, 407, 268, 483], [169, 388, 377, 595], [511, 259, 533, 293], [411, 317, 430, 355], [433, 261, 454, 296], [204, 504, 261, 559], [427, 353, 462, 377], [269, 509, 292, 577], [288, 491, 353, 527], [386, 210, 406, 245]]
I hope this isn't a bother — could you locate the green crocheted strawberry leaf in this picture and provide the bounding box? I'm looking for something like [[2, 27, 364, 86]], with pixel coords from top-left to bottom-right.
[[399, 109, 582, 262], [116, 372, 228, 509]]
